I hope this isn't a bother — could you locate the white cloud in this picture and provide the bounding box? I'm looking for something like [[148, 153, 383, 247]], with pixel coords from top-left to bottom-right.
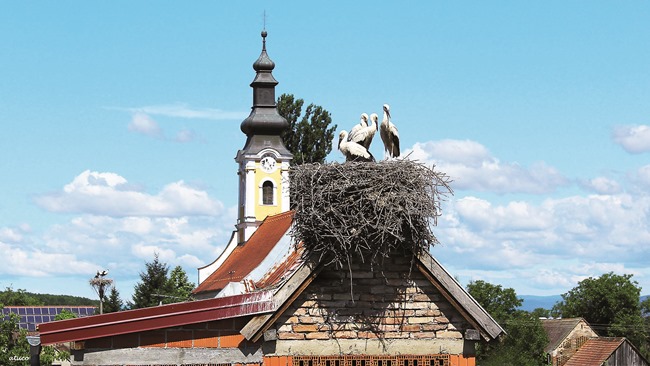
[[35, 170, 223, 217], [434, 188, 650, 294], [630, 164, 650, 192], [407, 140, 567, 194], [128, 103, 248, 120], [612, 124, 650, 154], [128, 112, 163, 138], [0, 241, 99, 277], [0, 225, 30, 244], [175, 128, 196, 143], [580, 176, 622, 194]]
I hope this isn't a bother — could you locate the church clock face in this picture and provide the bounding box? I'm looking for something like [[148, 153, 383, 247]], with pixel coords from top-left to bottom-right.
[[260, 156, 277, 173]]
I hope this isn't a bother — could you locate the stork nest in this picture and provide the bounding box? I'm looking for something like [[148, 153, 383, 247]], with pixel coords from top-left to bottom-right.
[[289, 160, 453, 271]]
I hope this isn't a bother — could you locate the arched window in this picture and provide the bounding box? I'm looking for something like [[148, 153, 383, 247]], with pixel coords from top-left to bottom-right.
[[262, 181, 274, 205]]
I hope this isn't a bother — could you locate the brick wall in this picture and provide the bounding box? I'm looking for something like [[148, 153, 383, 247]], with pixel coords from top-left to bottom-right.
[[274, 256, 471, 341]]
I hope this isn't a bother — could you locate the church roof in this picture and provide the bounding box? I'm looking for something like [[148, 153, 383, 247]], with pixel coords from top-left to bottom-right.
[[193, 210, 295, 295]]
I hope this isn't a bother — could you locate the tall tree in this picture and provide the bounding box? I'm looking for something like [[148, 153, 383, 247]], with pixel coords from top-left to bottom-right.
[[103, 286, 124, 313], [467, 280, 548, 366], [167, 265, 195, 302], [277, 93, 337, 164], [554, 272, 641, 327], [130, 254, 171, 309]]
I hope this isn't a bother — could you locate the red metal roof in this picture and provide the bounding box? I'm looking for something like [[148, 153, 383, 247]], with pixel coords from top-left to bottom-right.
[[39, 291, 274, 345], [564, 337, 625, 366], [193, 211, 294, 295]]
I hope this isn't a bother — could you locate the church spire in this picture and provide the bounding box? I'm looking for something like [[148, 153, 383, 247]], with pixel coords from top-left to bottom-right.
[[240, 30, 289, 138], [235, 30, 292, 245]]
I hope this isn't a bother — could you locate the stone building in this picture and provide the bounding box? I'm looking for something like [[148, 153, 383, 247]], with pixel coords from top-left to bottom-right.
[[38, 31, 504, 366]]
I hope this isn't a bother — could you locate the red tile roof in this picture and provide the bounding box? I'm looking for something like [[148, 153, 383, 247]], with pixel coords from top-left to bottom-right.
[[564, 337, 625, 366], [193, 211, 294, 295]]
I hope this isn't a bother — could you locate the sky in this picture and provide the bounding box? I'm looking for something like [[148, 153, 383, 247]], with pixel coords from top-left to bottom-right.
[[1, 2, 650, 303]]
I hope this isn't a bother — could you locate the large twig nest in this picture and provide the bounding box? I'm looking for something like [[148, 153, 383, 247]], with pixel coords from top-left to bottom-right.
[[290, 160, 452, 270]]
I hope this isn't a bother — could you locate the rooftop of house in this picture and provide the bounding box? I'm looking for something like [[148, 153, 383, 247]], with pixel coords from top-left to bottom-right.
[[563, 337, 626, 366], [541, 317, 586, 353]]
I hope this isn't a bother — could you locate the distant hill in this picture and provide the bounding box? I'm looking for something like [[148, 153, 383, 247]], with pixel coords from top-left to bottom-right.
[[0, 288, 98, 306], [519, 294, 650, 312], [30, 292, 98, 306], [519, 295, 562, 311]]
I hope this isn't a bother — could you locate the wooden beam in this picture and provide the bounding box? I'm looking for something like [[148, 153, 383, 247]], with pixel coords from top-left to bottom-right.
[[416, 252, 504, 341]]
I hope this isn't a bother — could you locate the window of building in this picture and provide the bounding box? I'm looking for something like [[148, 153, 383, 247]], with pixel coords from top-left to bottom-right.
[[262, 181, 274, 205]]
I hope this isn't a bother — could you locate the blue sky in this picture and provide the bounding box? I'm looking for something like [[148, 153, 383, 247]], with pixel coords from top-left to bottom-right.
[[2, 2, 650, 302]]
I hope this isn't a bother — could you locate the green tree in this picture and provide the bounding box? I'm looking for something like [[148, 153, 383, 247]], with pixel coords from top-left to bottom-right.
[[554, 272, 649, 357], [130, 253, 171, 309], [167, 265, 195, 302], [0, 305, 29, 366], [467, 280, 548, 366], [466, 280, 521, 323], [0, 286, 42, 306], [103, 286, 123, 313], [554, 272, 641, 327], [277, 93, 337, 164], [530, 307, 552, 318]]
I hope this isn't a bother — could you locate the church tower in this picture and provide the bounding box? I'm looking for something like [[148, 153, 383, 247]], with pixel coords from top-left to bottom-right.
[[235, 30, 292, 244]]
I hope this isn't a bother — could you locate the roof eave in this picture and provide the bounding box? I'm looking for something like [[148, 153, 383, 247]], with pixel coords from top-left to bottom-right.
[[416, 251, 505, 341], [39, 291, 276, 345]]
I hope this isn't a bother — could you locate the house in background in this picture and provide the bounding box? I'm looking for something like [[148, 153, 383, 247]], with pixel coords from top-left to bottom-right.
[[542, 318, 598, 365], [541, 318, 649, 366], [38, 31, 505, 366], [564, 337, 648, 366]]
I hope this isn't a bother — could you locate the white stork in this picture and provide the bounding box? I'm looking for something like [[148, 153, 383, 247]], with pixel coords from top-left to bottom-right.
[[339, 130, 375, 162], [348, 113, 368, 144], [349, 113, 379, 150], [380, 104, 400, 159]]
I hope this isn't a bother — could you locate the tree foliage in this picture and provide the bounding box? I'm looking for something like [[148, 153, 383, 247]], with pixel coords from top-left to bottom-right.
[[0, 287, 96, 306], [554, 272, 641, 327], [278, 93, 337, 164], [167, 265, 195, 302], [103, 286, 123, 313], [467, 280, 548, 366], [129, 255, 195, 308], [0, 286, 41, 306], [0, 304, 70, 366], [466, 280, 521, 323]]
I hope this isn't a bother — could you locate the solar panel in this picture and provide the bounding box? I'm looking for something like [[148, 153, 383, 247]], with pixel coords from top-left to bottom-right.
[[18, 308, 26, 315], [26, 308, 34, 315]]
